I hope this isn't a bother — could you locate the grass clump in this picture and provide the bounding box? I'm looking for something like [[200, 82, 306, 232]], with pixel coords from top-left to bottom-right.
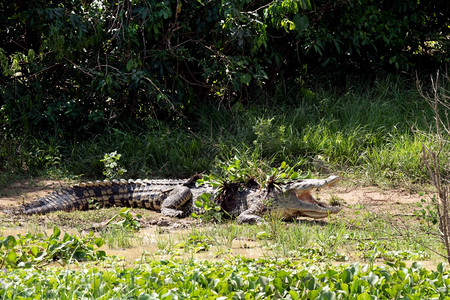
[[101, 208, 142, 249], [102, 225, 135, 249]]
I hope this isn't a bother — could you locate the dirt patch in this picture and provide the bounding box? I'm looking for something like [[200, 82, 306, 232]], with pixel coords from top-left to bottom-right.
[[0, 178, 68, 210], [316, 184, 430, 216]]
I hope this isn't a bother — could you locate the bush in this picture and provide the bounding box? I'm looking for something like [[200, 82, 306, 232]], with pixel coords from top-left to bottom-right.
[[0, 0, 448, 142]]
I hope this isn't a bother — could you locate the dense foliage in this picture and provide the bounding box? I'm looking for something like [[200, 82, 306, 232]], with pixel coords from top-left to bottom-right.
[[0, 257, 449, 299], [1, 0, 449, 139], [0, 227, 105, 269], [0, 0, 448, 182]]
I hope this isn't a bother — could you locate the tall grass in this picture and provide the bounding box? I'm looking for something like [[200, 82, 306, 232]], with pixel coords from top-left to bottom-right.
[[1, 75, 434, 185]]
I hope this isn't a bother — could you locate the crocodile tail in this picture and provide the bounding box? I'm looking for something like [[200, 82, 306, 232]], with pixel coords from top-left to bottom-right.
[[19, 179, 170, 215], [20, 181, 124, 214], [22, 187, 89, 214]]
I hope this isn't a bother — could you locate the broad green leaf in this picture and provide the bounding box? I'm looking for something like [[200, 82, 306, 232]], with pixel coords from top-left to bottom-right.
[[396, 269, 406, 281], [94, 237, 105, 248], [240, 73, 251, 85], [356, 292, 371, 300], [307, 276, 319, 290], [320, 290, 336, 300], [137, 294, 152, 300], [210, 182, 221, 188], [366, 272, 379, 286], [3, 235, 16, 249], [308, 290, 319, 299], [51, 227, 61, 239], [160, 291, 174, 300], [340, 269, 353, 284], [258, 276, 269, 286], [289, 290, 300, 300], [411, 262, 423, 270], [126, 59, 134, 71], [96, 250, 106, 258], [119, 207, 130, 214], [273, 277, 283, 292], [28, 49, 35, 62], [293, 14, 309, 34], [340, 283, 349, 294], [30, 246, 39, 257], [6, 250, 17, 263], [437, 262, 446, 273]]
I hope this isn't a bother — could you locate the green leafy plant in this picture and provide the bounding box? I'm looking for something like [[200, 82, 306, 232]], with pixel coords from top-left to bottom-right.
[[414, 196, 439, 227], [253, 117, 288, 157], [314, 221, 347, 256], [195, 157, 305, 222], [0, 227, 105, 269], [97, 208, 142, 249], [180, 232, 214, 253], [264, 161, 303, 189], [206, 153, 265, 186], [104, 208, 142, 231], [100, 208, 142, 248], [202, 155, 303, 192], [0, 256, 449, 299], [191, 193, 225, 223], [101, 151, 127, 180]]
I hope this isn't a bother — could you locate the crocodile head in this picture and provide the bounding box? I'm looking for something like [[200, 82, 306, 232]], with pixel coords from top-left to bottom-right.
[[271, 175, 342, 219]]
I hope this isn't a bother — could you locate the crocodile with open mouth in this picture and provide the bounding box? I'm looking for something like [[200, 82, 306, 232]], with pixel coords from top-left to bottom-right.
[[7, 175, 342, 224]]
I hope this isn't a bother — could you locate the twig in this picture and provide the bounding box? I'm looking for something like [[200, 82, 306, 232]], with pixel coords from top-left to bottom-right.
[[418, 71, 450, 263], [64, 58, 94, 77]]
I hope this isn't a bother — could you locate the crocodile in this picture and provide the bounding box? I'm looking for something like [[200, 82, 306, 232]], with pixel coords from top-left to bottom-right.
[[6, 175, 342, 224]]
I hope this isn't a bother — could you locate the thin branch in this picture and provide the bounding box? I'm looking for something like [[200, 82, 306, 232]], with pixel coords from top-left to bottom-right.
[[418, 71, 450, 263], [64, 58, 94, 77]]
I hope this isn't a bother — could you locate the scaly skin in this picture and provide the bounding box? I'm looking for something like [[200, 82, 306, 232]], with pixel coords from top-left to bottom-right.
[[6, 176, 342, 224]]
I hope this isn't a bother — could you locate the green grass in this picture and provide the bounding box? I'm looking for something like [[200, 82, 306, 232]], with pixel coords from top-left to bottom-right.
[[0, 75, 435, 186], [0, 206, 442, 266], [101, 225, 136, 249], [84, 76, 431, 185]]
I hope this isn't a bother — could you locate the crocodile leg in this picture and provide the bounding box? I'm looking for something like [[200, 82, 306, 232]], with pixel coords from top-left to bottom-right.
[[160, 186, 192, 218], [236, 204, 265, 224]]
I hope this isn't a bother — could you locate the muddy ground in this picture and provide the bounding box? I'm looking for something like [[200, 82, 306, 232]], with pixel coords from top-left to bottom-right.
[[0, 177, 441, 269]]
